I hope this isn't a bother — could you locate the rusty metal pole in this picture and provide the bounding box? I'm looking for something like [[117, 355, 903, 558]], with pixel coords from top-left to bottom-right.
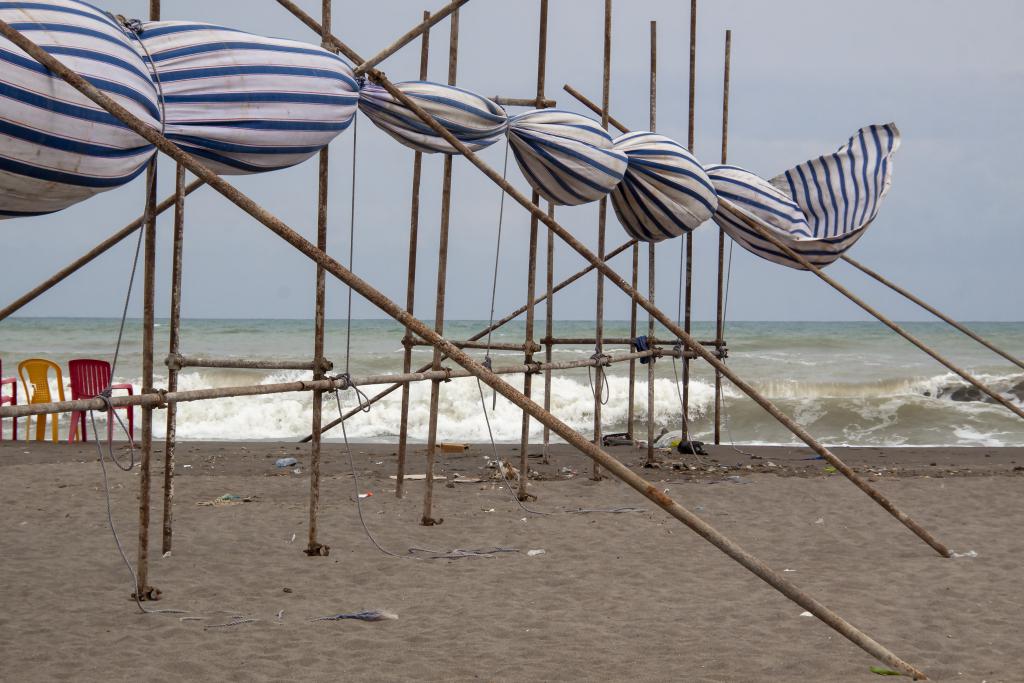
[[714, 29, 731, 445], [645, 20, 657, 467], [305, 0, 332, 557], [8, 28, 934, 672], [626, 241, 638, 440], [160, 163, 185, 555], [681, 0, 697, 439], [422, 9, 459, 525], [841, 254, 1024, 371], [396, 11, 432, 500], [516, 0, 548, 500], [134, 0, 160, 601], [591, 0, 611, 481], [542, 203, 555, 464], [0, 180, 203, 322]]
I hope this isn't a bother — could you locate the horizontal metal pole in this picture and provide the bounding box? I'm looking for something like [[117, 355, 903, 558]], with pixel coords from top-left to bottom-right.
[[492, 96, 556, 108], [0, 178, 205, 322], [542, 336, 722, 347], [2, 349, 668, 418], [165, 353, 332, 372], [406, 339, 541, 352]]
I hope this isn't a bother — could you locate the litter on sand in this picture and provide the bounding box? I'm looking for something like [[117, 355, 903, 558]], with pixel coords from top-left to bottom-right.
[[799, 611, 813, 617], [951, 550, 978, 558], [527, 549, 546, 557], [390, 474, 445, 481], [440, 443, 469, 452], [197, 494, 256, 507], [312, 610, 398, 622], [869, 666, 903, 676], [275, 457, 299, 468]]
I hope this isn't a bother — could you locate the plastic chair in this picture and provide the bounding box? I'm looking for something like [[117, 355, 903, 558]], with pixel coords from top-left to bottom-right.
[[68, 359, 134, 443], [18, 358, 65, 442], [1, 359, 18, 441]]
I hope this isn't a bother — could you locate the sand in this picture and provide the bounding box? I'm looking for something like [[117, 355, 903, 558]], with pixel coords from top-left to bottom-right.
[[1, 440, 1022, 681]]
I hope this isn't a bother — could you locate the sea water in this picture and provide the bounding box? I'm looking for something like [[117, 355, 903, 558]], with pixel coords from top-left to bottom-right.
[[2, 318, 1022, 446]]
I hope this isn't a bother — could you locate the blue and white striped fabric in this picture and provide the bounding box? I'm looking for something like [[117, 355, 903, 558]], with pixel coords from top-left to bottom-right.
[[707, 124, 900, 269], [506, 109, 627, 206], [139, 21, 359, 175], [358, 80, 507, 154], [0, 0, 159, 219], [609, 132, 717, 242]]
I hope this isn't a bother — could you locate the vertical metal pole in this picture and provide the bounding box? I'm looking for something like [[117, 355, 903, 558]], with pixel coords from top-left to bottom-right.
[[306, 0, 332, 556], [626, 242, 638, 440], [542, 203, 554, 464], [714, 29, 731, 445], [422, 9, 459, 525], [397, 10, 431, 499], [160, 162, 185, 555], [681, 0, 696, 438], [135, 0, 159, 600], [645, 20, 657, 467], [592, 0, 611, 481], [517, 0, 548, 500]]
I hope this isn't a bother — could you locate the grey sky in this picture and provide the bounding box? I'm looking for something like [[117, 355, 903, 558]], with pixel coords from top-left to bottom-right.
[[3, 0, 1022, 322]]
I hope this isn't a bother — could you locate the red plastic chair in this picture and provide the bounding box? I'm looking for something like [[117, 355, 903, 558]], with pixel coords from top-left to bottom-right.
[[68, 359, 134, 443], [1, 359, 17, 441]]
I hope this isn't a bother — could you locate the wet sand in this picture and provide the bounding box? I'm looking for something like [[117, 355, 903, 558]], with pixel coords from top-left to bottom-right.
[[1, 440, 1022, 681]]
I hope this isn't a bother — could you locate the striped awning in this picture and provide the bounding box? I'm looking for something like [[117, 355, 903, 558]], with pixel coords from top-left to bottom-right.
[[707, 124, 901, 269], [610, 132, 717, 242], [0, 0, 160, 219], [139, 21, 359, 175], [507, 109, 627, 206], [358, 80, 507, 154]]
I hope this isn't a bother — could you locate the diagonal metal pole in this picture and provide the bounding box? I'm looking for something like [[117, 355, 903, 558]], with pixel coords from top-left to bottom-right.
[[4, 23, 930, 675], [557, 83, 950, 555], [0, 179, 204, 322], [841, 255, 1024, 371]]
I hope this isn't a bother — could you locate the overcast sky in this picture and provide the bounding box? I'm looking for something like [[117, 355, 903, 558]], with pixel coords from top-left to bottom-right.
[[3, 0, 1022, 322]]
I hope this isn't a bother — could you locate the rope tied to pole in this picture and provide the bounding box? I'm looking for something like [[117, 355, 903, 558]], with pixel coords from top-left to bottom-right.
[[588, 350, 611, 405]]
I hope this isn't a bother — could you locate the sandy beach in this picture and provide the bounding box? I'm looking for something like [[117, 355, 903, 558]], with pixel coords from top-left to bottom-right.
[[1, 440, 1021, 681]]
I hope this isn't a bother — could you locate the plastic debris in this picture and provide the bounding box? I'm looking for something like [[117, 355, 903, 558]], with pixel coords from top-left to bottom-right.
[[951, 549, 978, 558], [358, 492, 373, 499], [527, 549, 546, 557], [869, 666, 903, 676], [275, 457, 299, 468], [313, 610, 398, 622], [799, 611, 813, 617]]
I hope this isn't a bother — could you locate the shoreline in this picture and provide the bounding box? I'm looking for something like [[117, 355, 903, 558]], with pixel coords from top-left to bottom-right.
[[2, 441, 1022, 680]]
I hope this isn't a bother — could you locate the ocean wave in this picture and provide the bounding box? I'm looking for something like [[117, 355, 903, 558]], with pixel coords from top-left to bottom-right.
[[10, 367, 1023, 447]]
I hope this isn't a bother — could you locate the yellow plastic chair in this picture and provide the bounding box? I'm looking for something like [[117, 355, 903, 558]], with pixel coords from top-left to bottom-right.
[[18, 358, 65, 442]]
